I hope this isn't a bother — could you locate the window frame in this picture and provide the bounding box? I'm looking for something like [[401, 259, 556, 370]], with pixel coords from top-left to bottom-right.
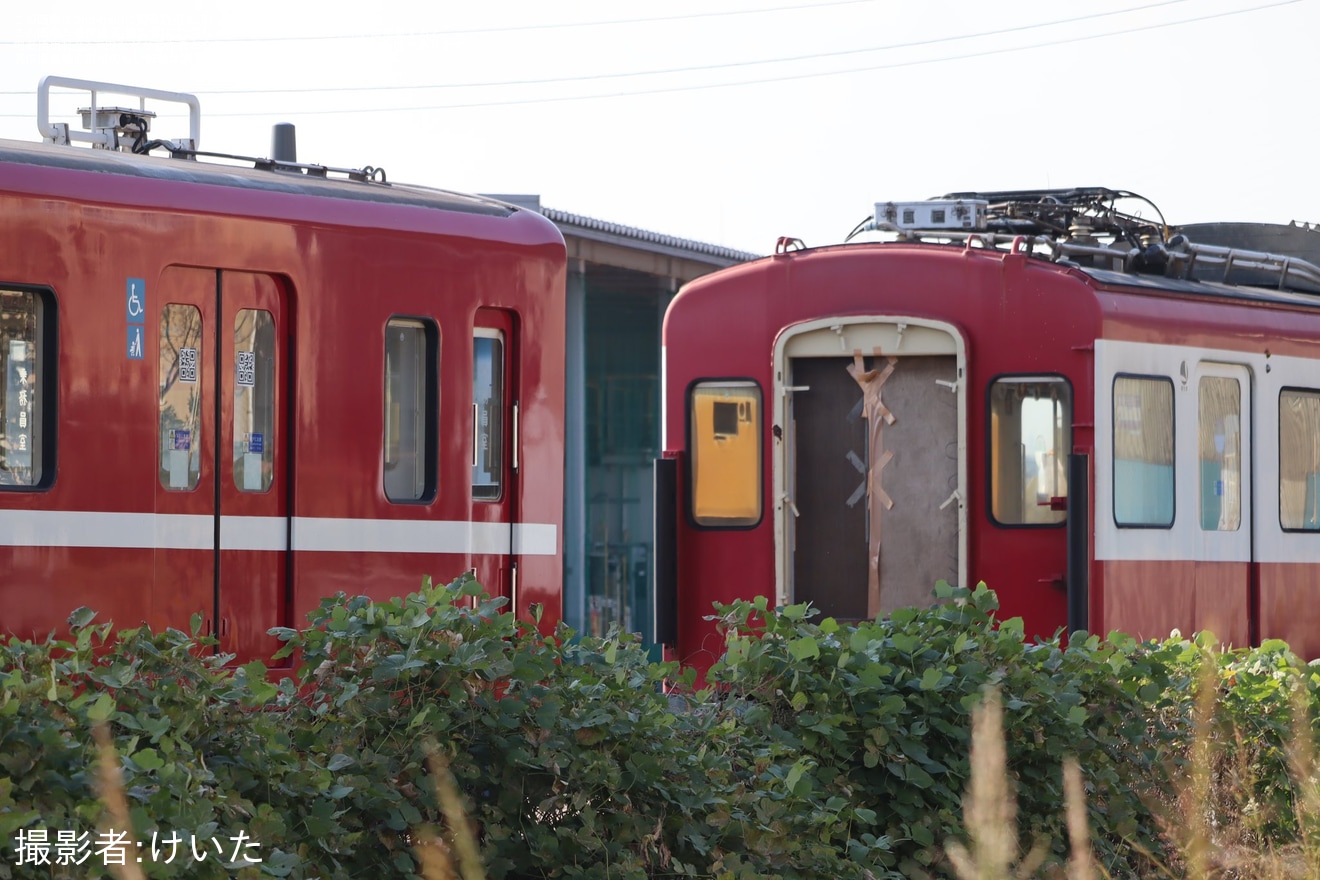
[[1278, 385, 1320, 533], [1197, 373, 1242, 533], [0, 284, 57, 492], [985, 372, 1073, 529], [686, 377, 764, 530], [158, 302, 205, 493], [1111, 372, 1176, 529], [383, 316, 439, 504], [232, 307, 276, 494], [471, 326, 505, 502]]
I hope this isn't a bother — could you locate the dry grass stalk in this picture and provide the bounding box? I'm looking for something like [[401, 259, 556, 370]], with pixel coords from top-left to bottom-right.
[[413, 828, 460, 880], [1284, 679, 1320, 879], [1159, 653, 1320, 880], [92, 721, 148, 880], [1179, 652, 1218, 879], [418, 741, 487, 880], [1063, 757, 1095, 880], [945, 686, 1046, 880]]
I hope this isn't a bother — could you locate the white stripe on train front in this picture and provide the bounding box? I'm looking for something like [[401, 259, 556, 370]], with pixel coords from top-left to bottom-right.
[[0, 511, 557, 556]]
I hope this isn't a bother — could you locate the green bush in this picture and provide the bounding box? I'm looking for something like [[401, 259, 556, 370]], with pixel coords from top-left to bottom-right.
[[705, 582, 1183, 878], [0, 611, 295, 879], [3, 578, 1318, 879]]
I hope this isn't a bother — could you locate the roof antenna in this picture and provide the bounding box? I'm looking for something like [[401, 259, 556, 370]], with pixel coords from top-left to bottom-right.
[[271, 122, 297, 165]]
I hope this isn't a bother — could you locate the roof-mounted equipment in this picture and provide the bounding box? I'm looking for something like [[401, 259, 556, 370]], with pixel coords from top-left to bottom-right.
[[38, 75, 200, 155], [874, 198, 987, 232], [852, 187, 1320, 295]]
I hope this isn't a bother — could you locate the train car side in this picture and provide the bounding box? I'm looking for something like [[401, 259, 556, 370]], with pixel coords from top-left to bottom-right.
[[1090, 274, 1320, 657], [659, 209, 1320, 670], [0, 137, 566, 665]]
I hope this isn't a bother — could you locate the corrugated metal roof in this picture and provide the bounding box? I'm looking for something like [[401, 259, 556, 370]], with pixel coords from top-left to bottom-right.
[[541, 205, 763, 265], [484, 194, 763, 266]]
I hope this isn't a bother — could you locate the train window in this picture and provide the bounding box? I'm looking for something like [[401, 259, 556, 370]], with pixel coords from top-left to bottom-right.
[[689, 381, 761, 527], [0, 288, 46, 488], [384, 318, 437, 502], [1279, 388, 1320, 531], [988, 377, 1071, 525], [472, 329, 503, 501], [1112, 375, 1174, 527], [233, 309, 275, 493], [159, 304, 204, 492], [1199, 377, 1241, 531]]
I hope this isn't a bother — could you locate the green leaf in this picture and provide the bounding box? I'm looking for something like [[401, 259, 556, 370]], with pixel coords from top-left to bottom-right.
[[905, 765, 934, 788], [67, 607, 97, 628], [87, 692, 116, 723], [132, 748, 164, 772], [327, 753, 355, 772], [788, 637, 820, 661]]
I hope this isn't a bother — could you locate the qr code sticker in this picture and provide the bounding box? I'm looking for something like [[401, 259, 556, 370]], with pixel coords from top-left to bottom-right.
[[179, 348, 198, 383], [236, 351, 256, 387]]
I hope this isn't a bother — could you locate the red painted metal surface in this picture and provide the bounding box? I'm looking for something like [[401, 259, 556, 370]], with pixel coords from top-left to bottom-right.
[[660, 237, 1320, 670], [0, 137, 566, 665]]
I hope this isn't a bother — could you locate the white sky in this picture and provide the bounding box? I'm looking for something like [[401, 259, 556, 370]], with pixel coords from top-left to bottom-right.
[[3, 0, 1316, 255]]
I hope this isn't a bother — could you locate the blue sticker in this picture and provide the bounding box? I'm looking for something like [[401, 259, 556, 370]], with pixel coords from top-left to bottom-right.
[[126, 278, 145, 324], [127, 325, 144, 360], [171, 429, 191, 451], [247, 432, 264, 454]]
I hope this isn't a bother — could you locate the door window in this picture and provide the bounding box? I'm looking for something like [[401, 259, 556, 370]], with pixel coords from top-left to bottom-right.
[[159, 304, 203, 491], [233, 309, 275, 493], [472, 329, 504, 501], [1198, 376, 1241, 531]]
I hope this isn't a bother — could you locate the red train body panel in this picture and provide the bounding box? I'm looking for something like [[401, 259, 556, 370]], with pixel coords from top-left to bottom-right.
[[0, 87, 565, 666], [658, 191, 1320, 669]]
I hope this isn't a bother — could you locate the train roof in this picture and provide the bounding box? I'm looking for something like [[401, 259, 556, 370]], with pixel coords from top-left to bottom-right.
[[0, 135, 519, 217], [726, 187, 1320, 310], [0, 75, 568, 242]]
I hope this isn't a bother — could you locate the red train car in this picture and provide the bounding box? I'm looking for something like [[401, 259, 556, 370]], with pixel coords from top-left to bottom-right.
[[0, 77, 565, 666], [656, 188, 1320, 670]]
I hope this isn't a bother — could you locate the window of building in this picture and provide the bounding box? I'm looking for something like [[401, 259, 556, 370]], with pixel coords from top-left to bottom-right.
[[159, 304, 203, 492], [1, 288, 47, 488], [234, 309, 275, 493], [689, 381, 761, 527], [1199, 376, 1241, 531], [472, 328, 504, 501], [1280, 388, 1320, 531], [384, 318, 437, 502], [989, 376, 1071, 525], [1113, 375, 1174, 527]]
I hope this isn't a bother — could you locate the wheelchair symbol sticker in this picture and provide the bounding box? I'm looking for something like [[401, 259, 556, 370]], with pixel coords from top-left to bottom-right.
[[126, 278, 145, 324]]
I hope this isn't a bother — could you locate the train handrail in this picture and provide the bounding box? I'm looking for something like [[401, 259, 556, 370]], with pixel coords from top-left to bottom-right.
[[37, 75, 201, 151]]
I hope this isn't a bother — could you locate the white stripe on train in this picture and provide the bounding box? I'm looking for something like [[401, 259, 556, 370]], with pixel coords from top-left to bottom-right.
[[0, 510, 557, 556]]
